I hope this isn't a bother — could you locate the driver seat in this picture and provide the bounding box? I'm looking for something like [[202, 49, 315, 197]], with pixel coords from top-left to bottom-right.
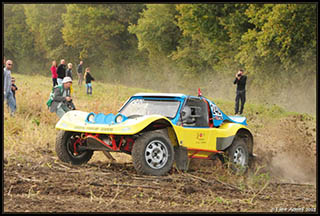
[[181, 106, 196, 126]]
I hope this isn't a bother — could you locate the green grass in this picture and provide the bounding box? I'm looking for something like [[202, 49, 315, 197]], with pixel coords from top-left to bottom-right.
[[4, 73, 154, 164], [3, 73, 315, 187], [4, 73, 312, 152]]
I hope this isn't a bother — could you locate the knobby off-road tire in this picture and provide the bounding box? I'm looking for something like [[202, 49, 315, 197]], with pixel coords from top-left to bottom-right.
[[55, 130, 93, 165], [132, 130, 174, 176], [227, 137, 249, 174]]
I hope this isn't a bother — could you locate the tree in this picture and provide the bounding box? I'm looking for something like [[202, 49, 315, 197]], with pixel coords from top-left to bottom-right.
[[236, 4, 317, 74], [24, 4, 69, 62], [128, 4, 181, 60], [4, 4, 36, 72], [174, 4, 253, 73], [62, 4, 145, 72]]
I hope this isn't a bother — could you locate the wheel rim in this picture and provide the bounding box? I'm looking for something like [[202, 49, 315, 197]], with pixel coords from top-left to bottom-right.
[[145, 140, 168, 169], [232, 146, 247, 166], [66, 134, 87, 159]]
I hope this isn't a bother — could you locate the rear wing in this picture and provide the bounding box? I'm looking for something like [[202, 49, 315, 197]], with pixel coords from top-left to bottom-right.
[[202, 96, 247, 126]]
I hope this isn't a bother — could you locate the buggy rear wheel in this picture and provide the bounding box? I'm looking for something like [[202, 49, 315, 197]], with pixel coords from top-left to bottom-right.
[[227, 138, 249, 174]]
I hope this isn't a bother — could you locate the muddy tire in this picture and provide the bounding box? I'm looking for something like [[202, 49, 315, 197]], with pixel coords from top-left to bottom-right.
[[227, 138, 249, 174], [55, 130, 93, 165], [132, 130, 174, 176]]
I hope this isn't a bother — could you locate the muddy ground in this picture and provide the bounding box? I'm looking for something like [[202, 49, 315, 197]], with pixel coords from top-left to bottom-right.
[[3, 114, 317, 213]]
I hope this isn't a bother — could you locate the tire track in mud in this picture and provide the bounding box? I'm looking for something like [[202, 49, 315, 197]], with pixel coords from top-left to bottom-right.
[[4, 156, 316, 213], [3, 113, 316, 212]]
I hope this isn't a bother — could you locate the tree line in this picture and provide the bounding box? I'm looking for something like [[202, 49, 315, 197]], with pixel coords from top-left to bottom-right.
[[4, 3, 317, 113]]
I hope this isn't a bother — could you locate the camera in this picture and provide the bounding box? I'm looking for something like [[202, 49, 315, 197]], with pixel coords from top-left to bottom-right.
[[65, 100, 76, 110]]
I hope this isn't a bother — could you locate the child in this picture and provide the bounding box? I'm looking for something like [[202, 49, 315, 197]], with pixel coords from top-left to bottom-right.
[[11, 77, 18, 111], [11, 77, 18, 100], [84, 67, 95, 95]]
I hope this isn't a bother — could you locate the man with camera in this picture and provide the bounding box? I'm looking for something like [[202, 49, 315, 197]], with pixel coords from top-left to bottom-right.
[[50, 76, 76, 118], [233, 69, 247, 115]]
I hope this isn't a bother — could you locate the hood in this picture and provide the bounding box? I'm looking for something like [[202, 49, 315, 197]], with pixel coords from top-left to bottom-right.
[[55, 110, 171, 135]]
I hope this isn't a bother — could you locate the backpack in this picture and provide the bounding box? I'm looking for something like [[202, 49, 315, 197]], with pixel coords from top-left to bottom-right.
[[46, 85, 63, 108]]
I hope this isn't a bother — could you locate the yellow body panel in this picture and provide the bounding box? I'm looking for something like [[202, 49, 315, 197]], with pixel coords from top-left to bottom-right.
[[55, 110, 170, 135], [173, 123, 249, 155], [56, 111, 250, 157]]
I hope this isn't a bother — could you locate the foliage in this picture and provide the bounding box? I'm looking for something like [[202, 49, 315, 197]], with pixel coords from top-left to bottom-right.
[[128, 4, 181, 59], [4, 4, 36, 72], [173, 4, 254, 73], [62, 4, 145, 72], [236, 4, 317, 74], [3, 3, 316, 114], [24, 4, 68, 62]]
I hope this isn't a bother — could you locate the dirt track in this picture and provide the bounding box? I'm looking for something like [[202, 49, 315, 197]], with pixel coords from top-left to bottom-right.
[[3, 114, 317, 213], [3, 157, 316, 213]]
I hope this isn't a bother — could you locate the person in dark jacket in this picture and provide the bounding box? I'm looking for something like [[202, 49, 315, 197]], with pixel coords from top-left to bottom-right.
[[233, 69, 247, 115], [11, 77, 18, 99], [56, 59, 66, 85], [66, 63, 73, 79], [77, 60, 83, 87], [11, 77, 18, 112], [84, 67, 95, 95]]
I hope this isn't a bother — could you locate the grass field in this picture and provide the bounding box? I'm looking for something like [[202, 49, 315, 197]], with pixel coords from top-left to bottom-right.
[[3, 73, 316, 212]]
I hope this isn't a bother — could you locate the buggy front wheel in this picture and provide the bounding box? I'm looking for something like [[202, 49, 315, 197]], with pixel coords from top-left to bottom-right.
[[55, 130, 93, 165], [132, 130, 174, 176]]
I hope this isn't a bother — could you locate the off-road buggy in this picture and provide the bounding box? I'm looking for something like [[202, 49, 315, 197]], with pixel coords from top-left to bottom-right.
[[55, 90, 254, 175]]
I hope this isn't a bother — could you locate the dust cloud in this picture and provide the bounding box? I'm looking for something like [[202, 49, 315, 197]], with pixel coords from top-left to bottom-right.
[[270, 152, 316, 185], [116, 64, 316, 116]]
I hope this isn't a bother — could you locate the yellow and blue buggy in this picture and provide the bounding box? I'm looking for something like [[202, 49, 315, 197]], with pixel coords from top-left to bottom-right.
[[55, 91, 254, 176]]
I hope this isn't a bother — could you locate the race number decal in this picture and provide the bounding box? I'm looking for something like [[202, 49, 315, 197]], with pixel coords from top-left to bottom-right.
[[210, 103, 223, 120], [207, 100, 224, 127]]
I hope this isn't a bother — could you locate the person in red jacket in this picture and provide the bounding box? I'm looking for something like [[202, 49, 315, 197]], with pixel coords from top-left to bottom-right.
[[51, 60, 58, 87]]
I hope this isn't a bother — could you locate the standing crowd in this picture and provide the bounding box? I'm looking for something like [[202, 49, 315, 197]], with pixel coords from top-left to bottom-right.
[[49, 59, 95, 118], [4, 56, 248, 119], [4, 57, 95, 119]]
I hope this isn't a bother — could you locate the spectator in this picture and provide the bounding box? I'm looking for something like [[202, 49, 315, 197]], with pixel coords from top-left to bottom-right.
[[66, 63, 73, 79], [49, 76, 74, 118], [233, 69, 247, 115], [4, 60, 16, 116], [77, 60, 83, 87], [11, 77, 18, 100], [51, 60, 58, 87], [11, 77, 18, 111], [84, 67, 95, 95], [56, 59, 66, 85], [65, 63, 74, 95]]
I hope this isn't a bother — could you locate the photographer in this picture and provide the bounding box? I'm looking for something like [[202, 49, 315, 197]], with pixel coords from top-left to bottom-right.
[[50, 77, 75, 118], [233, 69, 247, 115]]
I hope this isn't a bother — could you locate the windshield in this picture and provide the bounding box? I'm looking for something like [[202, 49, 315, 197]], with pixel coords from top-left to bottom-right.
[[120, 98, 181, 119]]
